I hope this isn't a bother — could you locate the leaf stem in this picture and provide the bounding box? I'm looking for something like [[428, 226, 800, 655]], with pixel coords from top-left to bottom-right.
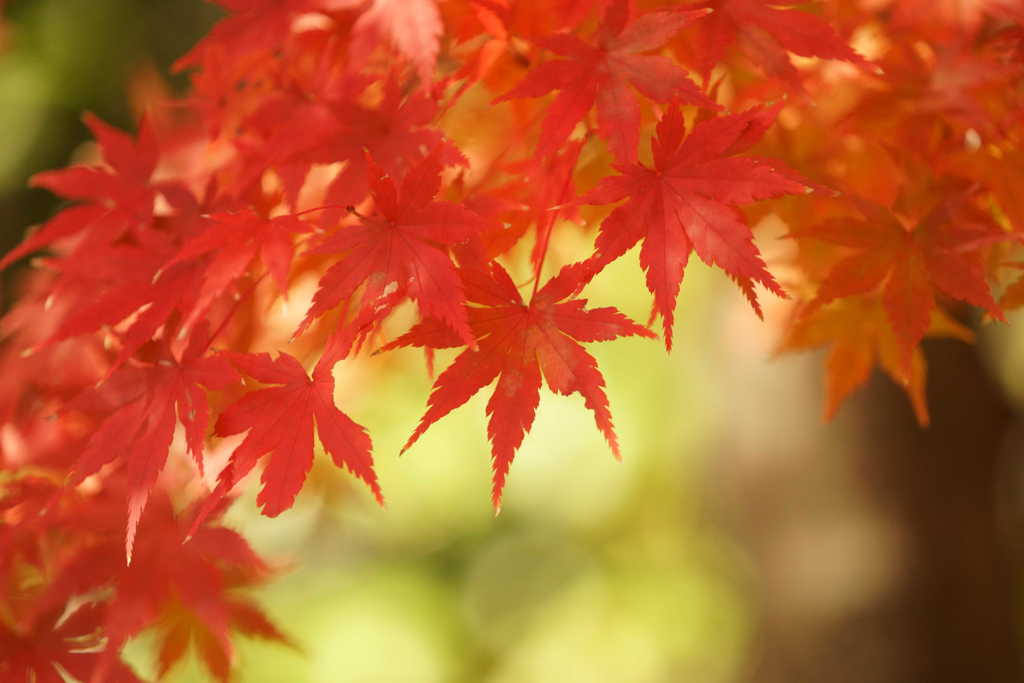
[[204, 273, 269, 353], [530, 142, 584, 300]]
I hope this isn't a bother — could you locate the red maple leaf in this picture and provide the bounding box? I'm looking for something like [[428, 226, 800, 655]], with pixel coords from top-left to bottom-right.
[[203, 344, 382, 520], [346, 0, 444, 87], [582, 104, 807, 349], [800, 196, 1005, 359], [167, 209, 311, 302], [14, 172, 251, 385], [449, 0, 609, 91], [0, 113, 159, 271], [0, 600, 143, 683], [380, 260, 655, 508], [495, 0, 714, 162], [780, 294, 974, 426], [677, 0, 874, 91], [33, 112, 158, 221], [318, 77, 466, 213], [43, 254, 207, 371], [67, 325, 241, 561], [41, 492, 288, 683], [239, 74, 464, 214], [174, 0, 315, 73], [296, 149, 483, 348]]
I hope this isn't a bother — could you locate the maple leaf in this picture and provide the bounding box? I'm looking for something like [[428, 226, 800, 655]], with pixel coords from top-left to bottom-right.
[[0, 475, 113, 608], [581, 104, 807, 350], [0, 267, 112, 428], [0, 600, 143, 683], [677, 0, 874, 90], [167, 209, 311, 299], [33, 112, 159, 220], [204, 346, 381, 519], [37, 240, 207, 373], [320, 77, 467, 220], [800, 197, 1005, 361], [296, 149, 483, 348], [888, 0, 1024, 42], [67, 324, 240, 562], [494, 0, 714, 162], [174, 0, 314, 73], [780, 295, 974, 426], [347, 0, 443, 87], [844, 40, 1020, 154], [380, 260, 655, 508], [41, 491, 288, 683], [6, 121, 222, 372], [449, 0, 607, 93], [0, 113, 159, 271], [238, 74, 465, 216]]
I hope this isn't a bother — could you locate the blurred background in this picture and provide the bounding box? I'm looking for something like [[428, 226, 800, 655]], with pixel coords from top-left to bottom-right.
[[2, 2, 1024, 682]]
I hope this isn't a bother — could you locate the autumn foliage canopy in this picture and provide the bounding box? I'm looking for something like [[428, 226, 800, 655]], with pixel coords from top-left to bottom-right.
[[2, 0, 1023, 680]]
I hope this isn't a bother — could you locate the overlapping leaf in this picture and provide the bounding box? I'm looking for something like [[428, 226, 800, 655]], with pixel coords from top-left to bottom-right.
[[67, 325, 240, 561], [347, 0, 444, 86], [676, 0, 874, 90], [297, 149, 484, 347], [495, 0, 714, 162], [166, 209, 311, 328], [0, 600, 143, 683], [41, 492, 288, 683], [800, 197, 1005, 360]]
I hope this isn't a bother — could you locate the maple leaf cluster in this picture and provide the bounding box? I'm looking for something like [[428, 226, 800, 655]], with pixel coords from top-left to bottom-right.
[[1, 0, 1022, 679]]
